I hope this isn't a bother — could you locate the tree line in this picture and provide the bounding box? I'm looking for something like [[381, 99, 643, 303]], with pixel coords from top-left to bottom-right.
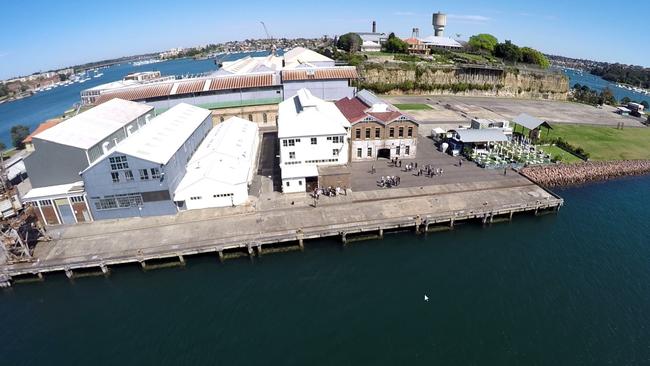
[[590, 64, 650, 89], [467, 34, 550, 68]]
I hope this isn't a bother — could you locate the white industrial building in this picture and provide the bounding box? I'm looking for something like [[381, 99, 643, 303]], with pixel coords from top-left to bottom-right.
[[22, 98, 154, 225], [81, 103, 213, 220], [278, 89, 350, 193], [173, 117, 260, 210]]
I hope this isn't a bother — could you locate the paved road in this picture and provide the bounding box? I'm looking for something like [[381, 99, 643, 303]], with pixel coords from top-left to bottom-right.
[[385, 95, 646, 127]]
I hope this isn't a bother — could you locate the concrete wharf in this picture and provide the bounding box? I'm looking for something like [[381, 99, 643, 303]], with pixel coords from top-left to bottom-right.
[[0, 173, 562, 287]]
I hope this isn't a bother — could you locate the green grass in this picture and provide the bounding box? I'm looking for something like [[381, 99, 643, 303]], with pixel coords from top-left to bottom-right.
[[539, 145, 583, 163], [394, 103, 432, 110], [548, 124, 650, 160]]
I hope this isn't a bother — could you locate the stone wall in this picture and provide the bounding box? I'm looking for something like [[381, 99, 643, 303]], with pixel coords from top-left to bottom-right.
[[359, 63, 569, 100]]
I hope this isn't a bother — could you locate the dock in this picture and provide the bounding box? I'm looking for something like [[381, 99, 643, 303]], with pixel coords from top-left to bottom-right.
[[0, 175, 562, 287]]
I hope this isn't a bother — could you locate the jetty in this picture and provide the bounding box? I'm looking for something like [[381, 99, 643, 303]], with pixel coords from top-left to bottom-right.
[[0, 172, 562, 287]]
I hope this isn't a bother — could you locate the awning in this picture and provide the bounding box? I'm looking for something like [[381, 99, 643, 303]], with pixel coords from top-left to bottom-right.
[[513, 113, 553, 130], [452, 128, 508, 143]]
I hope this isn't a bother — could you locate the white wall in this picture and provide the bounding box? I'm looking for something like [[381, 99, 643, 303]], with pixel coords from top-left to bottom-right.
[[279, 134, 348, 167], [282, 177, 306, 193], [183, 182, 249, 210]]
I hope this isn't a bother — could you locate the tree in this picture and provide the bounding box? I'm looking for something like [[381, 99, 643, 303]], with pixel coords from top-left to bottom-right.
[[621, 96, 631, 105], [520, 47, 550, 68], [10, 125, 30, 150], [494, 40, 521, 63], [383, 33, 409, 54], [468, 34, 498, 53], [600, 87, 616, 106], [337, 33, 362, 53]]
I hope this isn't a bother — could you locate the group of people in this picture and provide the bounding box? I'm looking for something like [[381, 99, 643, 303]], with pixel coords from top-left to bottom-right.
[[312, 186, 347, 198], [377, 176, 400, 188], [416, 164, 444, 178], [521, 160, 650, 187]]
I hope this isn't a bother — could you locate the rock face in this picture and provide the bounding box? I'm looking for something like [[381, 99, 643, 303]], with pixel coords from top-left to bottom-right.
[[359, 63, 569, 100]]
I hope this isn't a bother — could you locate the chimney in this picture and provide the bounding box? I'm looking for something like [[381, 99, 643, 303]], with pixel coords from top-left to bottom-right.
[[372, 21, 376, 33]]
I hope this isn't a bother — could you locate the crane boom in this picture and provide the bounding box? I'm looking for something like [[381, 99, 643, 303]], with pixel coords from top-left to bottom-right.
[[260, 21, 272, 41]]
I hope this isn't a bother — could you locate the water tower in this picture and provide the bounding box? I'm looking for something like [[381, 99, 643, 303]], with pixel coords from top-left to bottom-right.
[[432, 12, 447, 37]]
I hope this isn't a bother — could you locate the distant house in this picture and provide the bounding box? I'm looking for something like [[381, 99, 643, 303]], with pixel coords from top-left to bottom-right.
[[336, 90, 419, 161], [22, 118, 62, 152]]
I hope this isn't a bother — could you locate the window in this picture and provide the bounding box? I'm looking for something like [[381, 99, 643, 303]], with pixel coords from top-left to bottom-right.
[[311, 137, 317, 145], [95, 198, 117, 210], [287, 139, 295, 147], [124, 170, 134, 181], [289, 152, 296, 159], [375, 128, 381, 138], [298, 180, 303, 186], [407, 127, 413, 137], [356, 148, 362, 158], [330, 136, 342, 143], [248, 114, 253, 122], [220, 116, 225, 122], [109, 156, 128, 170], [70, 196, 85, 203], [190, 196, 202, 201], [286, 181, 290, 187], [389, 128, 395, 138], [39, 199, 52, 206], [405, 145, 410, 155], [365, 128, 371, 139], [94, 193, 142, 210], [332, 149, 339, 156], [151, 168, 161, 179], [263, 113, 268, 123], [399, 127, 404, 137], [111, 172, 120, 183], [396, 146, 401, 155], [139, 169, 149, 180], [355, 129, 361, 139], [367, 147, 372, 157]]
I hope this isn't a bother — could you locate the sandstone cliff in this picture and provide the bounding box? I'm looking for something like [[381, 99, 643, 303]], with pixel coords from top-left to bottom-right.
[[359, 62, 569, 100]]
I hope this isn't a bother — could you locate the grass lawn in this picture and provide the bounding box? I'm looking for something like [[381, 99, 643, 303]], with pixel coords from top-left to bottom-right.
[[548, 124, 650, 160], [539, 145, 583, 163], [394, 103, 432, 111]]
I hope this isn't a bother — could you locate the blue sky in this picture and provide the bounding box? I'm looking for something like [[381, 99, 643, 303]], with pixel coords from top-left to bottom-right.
[[0, 0, 647, 79]]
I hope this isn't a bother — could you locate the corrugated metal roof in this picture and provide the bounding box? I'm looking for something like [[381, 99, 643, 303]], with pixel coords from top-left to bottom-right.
[[513, 113, 552, 130], [208, 73, 275, 91], [175, 79, 206, 95], [95, 74, 278, 104], [282, 67, 358, 81], [452, 128, 508, 143], [34, 99, 153, 149]]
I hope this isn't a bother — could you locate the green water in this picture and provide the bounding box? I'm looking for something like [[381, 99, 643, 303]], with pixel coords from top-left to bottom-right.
[[2, 176, 650, 365]]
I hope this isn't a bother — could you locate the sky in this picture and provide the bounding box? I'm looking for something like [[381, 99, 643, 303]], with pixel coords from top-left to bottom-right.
[[0, 0, 648, 79]]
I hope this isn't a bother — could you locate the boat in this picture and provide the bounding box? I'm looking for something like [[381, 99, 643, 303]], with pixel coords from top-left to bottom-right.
[[93, 72, 103, 78]]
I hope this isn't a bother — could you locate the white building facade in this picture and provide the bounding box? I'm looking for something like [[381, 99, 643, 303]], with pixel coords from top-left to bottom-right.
[[278, 89, 350, 193], [173, 117, 260, 210]]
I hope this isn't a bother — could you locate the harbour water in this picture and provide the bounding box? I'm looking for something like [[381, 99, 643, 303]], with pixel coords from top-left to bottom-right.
[[1, 175, 650, 364], [563, 69, 650, 105], [0, 58, 217, 146]]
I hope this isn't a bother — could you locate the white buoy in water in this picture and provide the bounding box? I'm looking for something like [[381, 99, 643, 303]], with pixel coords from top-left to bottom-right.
[[424, 295, 429, 302]]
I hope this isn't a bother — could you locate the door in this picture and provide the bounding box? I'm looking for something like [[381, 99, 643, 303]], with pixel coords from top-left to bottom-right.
[[55, 199, 76, 225], [378, 148, 391, 159]]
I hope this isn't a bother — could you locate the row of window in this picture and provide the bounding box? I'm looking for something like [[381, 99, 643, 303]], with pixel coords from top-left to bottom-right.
[[189, 193, 235, 201], [109, 155, 129, 171], [357, 146, 410, 158], [283, 136, 344, 147], [305, 158, 338, 164], [94, 193, 143, 210], [355, 127, 413, 139], [286, 180, 303, 187], [218, 113, 276, 124], [111, 168, 161, 183], [37, 196, 85, 206], [287, 149, 339, 161], [285, 161, 302, 165]]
